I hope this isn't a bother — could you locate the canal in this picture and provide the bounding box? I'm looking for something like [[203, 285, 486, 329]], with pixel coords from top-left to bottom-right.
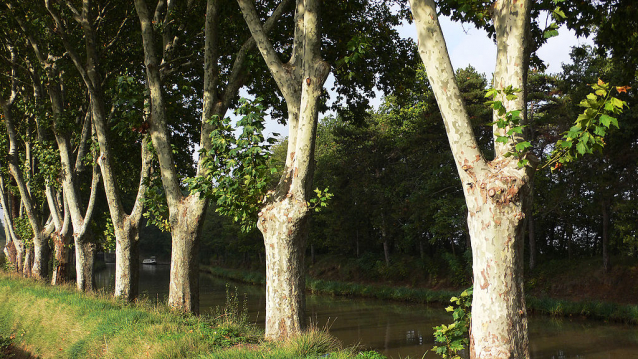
[[95, 263, 638, 359]]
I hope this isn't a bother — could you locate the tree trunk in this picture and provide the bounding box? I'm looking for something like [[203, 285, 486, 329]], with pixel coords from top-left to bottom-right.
[[51, 233, 71, 285], [602, 199, 610, 272], [23, 247, 33, 278], [114, 221, 141, 301], [4, 241, 17, 269], [383, 240, 391, 266], [238, 0, 330, 340], [31, 238, 49, 279], [167, 196, 206, 313], [258, 197, 308, 340], [75, 239, 95, 292], [467, 185, 529, 358], [381, 213, 390, 265], [12, 239, 24, 274]]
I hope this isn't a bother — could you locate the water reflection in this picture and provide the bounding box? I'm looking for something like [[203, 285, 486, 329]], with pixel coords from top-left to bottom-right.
[[94, 264, 638, 359]]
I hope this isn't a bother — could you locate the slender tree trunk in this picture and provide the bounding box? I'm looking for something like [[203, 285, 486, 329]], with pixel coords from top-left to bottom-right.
[[602, 199, 610, 272], [419, 240, 425, 260], [13, 241, 24, 273], [383, 241, 391, 266], [381, 213, 390, 265], [23, 247, 33, 278], [4, 241, 17, 269]]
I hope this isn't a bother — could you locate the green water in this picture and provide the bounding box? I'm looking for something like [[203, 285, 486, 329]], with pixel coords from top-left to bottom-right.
[[95, 264, 638, 359]]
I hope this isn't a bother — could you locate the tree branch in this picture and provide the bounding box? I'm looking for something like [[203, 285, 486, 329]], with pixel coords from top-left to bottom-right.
[[222, 0, 293, 110], [409, 0, 488, 178], [236, 0, 293, 101]]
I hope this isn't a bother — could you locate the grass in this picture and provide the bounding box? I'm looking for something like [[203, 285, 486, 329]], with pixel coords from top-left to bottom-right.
[[0, 271, 384, 359], [526, 296, 638, 324]]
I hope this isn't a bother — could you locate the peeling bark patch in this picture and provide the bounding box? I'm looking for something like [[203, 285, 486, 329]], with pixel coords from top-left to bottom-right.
[[480, 269, 489, 290]]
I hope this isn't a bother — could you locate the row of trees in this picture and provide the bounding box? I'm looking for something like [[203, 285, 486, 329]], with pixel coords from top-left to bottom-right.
[[0, 0, 415, 339], [0, 0, 635, 358]]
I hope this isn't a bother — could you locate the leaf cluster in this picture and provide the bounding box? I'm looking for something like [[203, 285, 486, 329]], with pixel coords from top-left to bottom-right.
[[433, 287, 473, 359], [187, 98, 277, 233], [13, 215, 34, 247], [486, 86, 532, 167], [547, 79, 627, 168]]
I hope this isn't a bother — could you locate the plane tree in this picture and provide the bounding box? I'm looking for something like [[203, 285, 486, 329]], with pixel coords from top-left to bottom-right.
[[407, 0, 627, 357]]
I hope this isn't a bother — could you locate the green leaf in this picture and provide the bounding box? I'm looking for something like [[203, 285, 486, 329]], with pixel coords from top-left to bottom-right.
[[576, 141, 587, 155], [544, 29, 559, 38], [515, 141, 531, 152], [611, 97, 625, 109], [599, 114, 615, 128]]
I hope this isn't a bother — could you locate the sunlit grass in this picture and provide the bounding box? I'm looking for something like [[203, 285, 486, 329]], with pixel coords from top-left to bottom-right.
[[0, 271, 383, 358]]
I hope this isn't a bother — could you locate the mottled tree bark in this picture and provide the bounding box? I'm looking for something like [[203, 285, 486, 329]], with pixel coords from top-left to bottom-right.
[[51, 232, 72, 285], [75, 239, 96, 292]]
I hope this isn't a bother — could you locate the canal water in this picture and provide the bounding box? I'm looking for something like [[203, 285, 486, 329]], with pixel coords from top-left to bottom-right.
[[95, 264, 638, 359]]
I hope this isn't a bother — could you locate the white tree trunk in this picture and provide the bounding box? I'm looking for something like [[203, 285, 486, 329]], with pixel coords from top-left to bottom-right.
[[32, 240, 49, 278], [259, 197, 308, 338]]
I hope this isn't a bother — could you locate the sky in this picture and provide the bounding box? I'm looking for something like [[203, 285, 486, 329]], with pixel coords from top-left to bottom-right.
[[263, 15, 593, 139]]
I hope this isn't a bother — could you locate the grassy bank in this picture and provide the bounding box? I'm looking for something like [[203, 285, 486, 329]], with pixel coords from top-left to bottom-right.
[[0, 271, 384, 359], [203, 265, 638, 324]]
